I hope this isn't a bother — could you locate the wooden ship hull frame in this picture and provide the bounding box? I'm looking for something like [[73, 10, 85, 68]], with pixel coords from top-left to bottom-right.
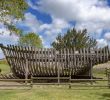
[[0, 44, 110, 80]]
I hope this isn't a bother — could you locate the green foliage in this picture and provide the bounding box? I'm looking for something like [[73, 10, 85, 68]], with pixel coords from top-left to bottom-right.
[[5, 24, 23, 36], [0, 0, 28, 21], [52, 28, 97, 50], [18, 32, 43, 48], [0, 0, 28, 35]]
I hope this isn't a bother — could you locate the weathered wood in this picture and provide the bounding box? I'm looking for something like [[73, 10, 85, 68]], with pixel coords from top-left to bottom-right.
[[25, 59, 28, 84], [0, 44, 109, 79]]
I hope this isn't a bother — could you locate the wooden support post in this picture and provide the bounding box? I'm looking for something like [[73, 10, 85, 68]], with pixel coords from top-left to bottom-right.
[[58, 65, 60, 84], [30, 75, 33, 88], [90, 58, 93, 85], [69, 68, 71, 89], [25, 59, 28, 84]]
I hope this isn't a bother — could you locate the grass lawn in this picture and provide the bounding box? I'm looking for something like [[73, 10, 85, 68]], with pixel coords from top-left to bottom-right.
[[0, 63, 10, 74], [0, 86, 109, 100], [0, 63, 110, 100]]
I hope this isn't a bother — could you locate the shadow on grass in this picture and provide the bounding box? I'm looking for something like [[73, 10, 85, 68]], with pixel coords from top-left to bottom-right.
[[100, 93, 110, 100]]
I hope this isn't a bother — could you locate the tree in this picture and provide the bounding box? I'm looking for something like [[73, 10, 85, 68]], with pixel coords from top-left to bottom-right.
[[0, 0, 28, 35], [52, 28, 97, 50], [18, 32, 43, 48]]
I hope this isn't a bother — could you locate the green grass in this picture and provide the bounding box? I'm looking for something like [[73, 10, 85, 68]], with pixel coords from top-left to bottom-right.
[[0, 63, 10, 74], [0, 86, 109, 100], [0, 63, 110, 100]]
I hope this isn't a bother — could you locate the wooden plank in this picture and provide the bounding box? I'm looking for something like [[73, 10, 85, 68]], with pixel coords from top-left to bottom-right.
[[70, 79, 108, 81], [55, 49, 57, 76], [38, 48, 42, 76], [53, 49, 56, 76], [106, 46, 109, 61], [14, 46, 21, 75], [9, 45, 17, 74], [28, 46, 32, 76], [70, 48, 73, 76], [80, 48, 83, 69], [67, 48, 70, 76], [49, 49, 54, 76], [44, 48, 48, 76], [41, 48, 46, 76], [32, 77, 70, 80], [63, 48, 66, 76], [74, 49, 77, 75], [34, 48, 39, 76], [0, 79, 31, 81], [18, 46, 25, 76], [25, 59, 28, 84], [24, 47, 29, 83], [103, 47, 106, 62], [31, 47, 34, 76]]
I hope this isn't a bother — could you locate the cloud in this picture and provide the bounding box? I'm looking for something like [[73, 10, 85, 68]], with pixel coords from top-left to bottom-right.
[[18, 12, 70, 47], [28, 0, 110, 45], [96, 39, 107, 47], [39, 17, 70, 35], [36, 0, 110, 22], [18, 0, 110, 48], [0, 23, 19, 45], [104, 32, 110, 41], [0, 24, 19, 58], [18, 12, 41, 33], [39, 17, 70, 47]]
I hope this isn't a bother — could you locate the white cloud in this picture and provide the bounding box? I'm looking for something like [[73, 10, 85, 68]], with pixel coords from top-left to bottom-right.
[[0, 26, 19, 58], [0, 23, 19, 45], [36, 0, 110, 22], [31, 0, 110, 44], [20, 12, 70, 35], [19, 12, 41, 33], [18, 13, 70, 47], [39, 17, 70, 47], [21, 0, 110, 47], [96, 39, 107, 47], [75, 21, 108, 39], [39, 17, 70, 35], [104, 32, 110, 41]]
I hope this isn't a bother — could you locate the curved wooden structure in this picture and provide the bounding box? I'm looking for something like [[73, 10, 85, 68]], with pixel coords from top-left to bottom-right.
[[0, 44, 110, 79]]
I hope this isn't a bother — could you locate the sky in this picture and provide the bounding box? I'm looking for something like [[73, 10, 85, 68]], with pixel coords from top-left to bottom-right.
[[1, 0, 110, 58]]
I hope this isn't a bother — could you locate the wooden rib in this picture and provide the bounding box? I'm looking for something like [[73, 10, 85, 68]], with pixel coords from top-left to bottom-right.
[[51, 48, 54, 76], [8, 45, 17, 74], [34, 48, 39, 76], [54, 49, 57, 76], [106, 46, 109, 61], [38, 48, 41, 76], [70, 48, 73, 76], [48, 48, 51, 76], [52, 49, 55, 76], [31, 47, 34, 76], [13, 46, 20, 75]]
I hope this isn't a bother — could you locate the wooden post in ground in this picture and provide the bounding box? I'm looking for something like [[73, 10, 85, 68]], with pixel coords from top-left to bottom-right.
[[69, 68, 71, 89], [56, 50, 60, 84], [90, 57, 93, 85], [58, 64, 60, 84], [25, 59, 28, 84], [30, 75, 33, 88]]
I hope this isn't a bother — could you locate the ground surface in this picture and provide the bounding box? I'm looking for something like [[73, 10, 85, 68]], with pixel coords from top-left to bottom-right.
[[0, 62, 110, 100], [0, 86, 110, 100]]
